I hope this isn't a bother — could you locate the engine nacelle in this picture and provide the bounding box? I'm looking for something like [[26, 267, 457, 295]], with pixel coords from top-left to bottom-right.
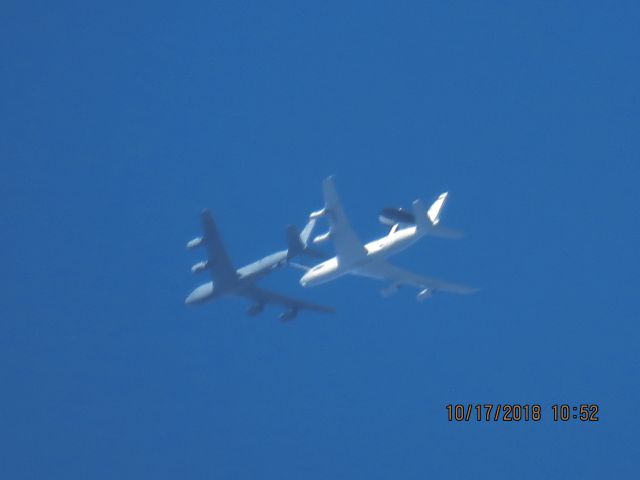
[[416, 288, 433, 302], [191, 260, 209, 274], [246, 303, 265, 316], [186, 237, 203, 250], [309, 208, 327, 220], [313, 230, 332, 244], [279, 309, 298, 322]]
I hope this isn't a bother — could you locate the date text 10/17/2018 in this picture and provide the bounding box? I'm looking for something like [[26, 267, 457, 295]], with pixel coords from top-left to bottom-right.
[[445, 404, 599, 422]]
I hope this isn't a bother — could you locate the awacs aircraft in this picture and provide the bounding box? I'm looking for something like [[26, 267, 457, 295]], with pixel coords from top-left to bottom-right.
[[185, 209, 334, 320], [299, 177, 477, 300]]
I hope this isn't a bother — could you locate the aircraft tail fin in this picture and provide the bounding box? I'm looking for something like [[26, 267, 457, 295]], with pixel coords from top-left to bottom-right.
[[286, 224, 325, 260], [427, 192, 448, 225], [412, 193, 464, 239], [412, 199, 431, 232]]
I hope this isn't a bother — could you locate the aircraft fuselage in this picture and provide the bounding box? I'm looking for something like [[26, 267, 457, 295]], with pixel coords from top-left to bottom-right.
[[186, 250, 289, 305], [300, 225, 422, 287]]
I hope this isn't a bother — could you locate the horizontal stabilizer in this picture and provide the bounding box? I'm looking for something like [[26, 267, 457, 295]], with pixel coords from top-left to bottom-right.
[[426, 225, 464, 239]]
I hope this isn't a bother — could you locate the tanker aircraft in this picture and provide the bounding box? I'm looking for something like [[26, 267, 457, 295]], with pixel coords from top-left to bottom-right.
[[299, 177, 477, 300], [185, 209, 333, 321]]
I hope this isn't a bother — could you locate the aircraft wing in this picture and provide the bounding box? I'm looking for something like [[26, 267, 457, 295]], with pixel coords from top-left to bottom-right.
[[355, 260, 478, 295], [320, 176, 367, 261], [242, 286, 335, 315], [200, 209, 238, 285]]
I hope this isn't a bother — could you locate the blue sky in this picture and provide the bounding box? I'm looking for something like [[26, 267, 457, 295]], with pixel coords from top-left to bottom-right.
[[2, 1, 639, 478]]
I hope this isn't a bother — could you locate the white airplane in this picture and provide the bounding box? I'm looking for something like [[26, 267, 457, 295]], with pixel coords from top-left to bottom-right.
[[299, 176, 477, 300]]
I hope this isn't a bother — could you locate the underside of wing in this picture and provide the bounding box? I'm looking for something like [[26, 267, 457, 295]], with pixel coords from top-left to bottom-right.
[[242, 286, 335, 315], [355, 260, 478, 295], [320, 176, 367, 261], [200, 209, 238, 285]]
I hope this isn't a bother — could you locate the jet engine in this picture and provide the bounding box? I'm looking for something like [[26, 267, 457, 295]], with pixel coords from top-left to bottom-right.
[[313, 230, 332, 244], [416, 288, 433, 302], [246, 304, 265, 316], [191, 260, 208, 274], [309, 208, 327, 220], [279, 309, 298, 322], [186, 237, 203, 250]]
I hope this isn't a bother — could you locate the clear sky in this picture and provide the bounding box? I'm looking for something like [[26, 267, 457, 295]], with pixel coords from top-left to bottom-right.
[[2, 1, 639, 478]]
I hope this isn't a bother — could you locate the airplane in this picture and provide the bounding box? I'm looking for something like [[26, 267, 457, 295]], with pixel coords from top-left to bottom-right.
[[299, 176, 478, 300], [185, 209, 334, 321]]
